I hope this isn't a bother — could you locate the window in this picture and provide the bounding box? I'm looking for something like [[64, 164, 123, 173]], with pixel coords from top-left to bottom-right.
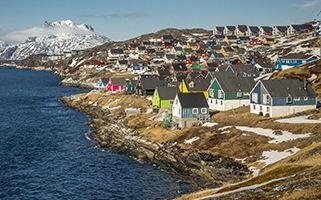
[[178, 109, 181, 115], [209, 89, 214, 97], [215, 99, 218, 105], [266, 106, 270, 112], [201, 108, 207, 114], [237, 90, 242, 98], [192, 108, 198, 114], [220, 100, 223, 105], [169, 100, 174, 105], [262, 94, 270, 104], [260, 106, 262, 111], [253, 104, 256, 110], [175, 99, 178, 104], [252, 93, 258, 103], [286, 95, 292, 104], [294, 97, 300, 101], [304, 97, 308, 101], [218, 89, 224, 99]]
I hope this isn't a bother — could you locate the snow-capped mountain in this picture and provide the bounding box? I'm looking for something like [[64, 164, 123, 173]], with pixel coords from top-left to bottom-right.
[[0, 20, 111, 60], [0, 40, 8, 50]]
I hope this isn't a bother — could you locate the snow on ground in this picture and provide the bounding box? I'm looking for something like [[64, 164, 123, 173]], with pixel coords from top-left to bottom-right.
[[275, 115, 321, 124], [218, 126, 233, 131], [145, 96, 152, 101], [235, 126, 311, 143], [108, 105, 122, 110], [202, 122, 218, 127], [184, 136, 200, 144], [258, 147, 300, 167]]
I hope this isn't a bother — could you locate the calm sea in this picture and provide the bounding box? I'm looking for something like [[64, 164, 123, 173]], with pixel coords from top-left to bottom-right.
[[0, 66, 192, 200]]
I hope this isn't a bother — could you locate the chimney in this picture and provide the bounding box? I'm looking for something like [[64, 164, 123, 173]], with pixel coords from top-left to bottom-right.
[[303, 78, 307, 91]]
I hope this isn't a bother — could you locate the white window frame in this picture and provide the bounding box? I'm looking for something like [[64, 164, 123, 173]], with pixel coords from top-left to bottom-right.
[[304, 97, 308, 101], [218, 89, 224, 99], [236, 90, 242, 98], [201, 108, 207, 114], [252, 92, 258, 103], [192, 108, 198, 114], [294, 97, 300, 101], [209, 89, 214, 97], [262, 94, 270, 104]]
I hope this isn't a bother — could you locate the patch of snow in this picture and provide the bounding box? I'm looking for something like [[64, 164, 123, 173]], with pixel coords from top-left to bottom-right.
[[108, 105, 121, 110], [235, 126, 311, 143], [275, 115, 321, 124], [145, 96, 152, 101], [248, 166, 260, 177], [202, 122, 218, 127], [308, 74, 317, 82], [258, 147, 300, 168], [221, 130, 230, 134], [184, 136, 200, 144], [218, 126, 232, 131]]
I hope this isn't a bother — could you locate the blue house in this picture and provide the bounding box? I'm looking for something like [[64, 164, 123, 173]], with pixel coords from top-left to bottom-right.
[[172, 93, 210, 128], [275, 53, 319, 70], [250, 79, 317, 117]]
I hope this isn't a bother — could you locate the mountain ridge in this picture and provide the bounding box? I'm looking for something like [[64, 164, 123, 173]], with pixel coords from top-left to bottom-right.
[[0, 20, 110, 60]]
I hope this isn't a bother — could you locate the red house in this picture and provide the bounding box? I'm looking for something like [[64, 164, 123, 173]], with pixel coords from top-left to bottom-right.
[[106, 78, 128, 93]]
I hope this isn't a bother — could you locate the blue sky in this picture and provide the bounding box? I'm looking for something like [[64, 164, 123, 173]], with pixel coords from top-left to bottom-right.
[[0, 0, 320, 43]]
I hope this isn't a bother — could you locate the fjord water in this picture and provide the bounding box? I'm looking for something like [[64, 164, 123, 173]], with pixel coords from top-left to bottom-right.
[[0, 67, 192, 199]]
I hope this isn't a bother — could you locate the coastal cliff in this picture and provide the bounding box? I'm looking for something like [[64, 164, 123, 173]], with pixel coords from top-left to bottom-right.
[[60, 90, 251, 189]]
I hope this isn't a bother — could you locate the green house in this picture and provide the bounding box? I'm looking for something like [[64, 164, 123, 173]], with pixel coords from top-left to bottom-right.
[[207, 77, 255, 111], [152, 86, 179, 109]]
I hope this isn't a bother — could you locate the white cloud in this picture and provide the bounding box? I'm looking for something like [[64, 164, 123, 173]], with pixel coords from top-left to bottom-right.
[[0, 25, 93, 44], [291, 0, 321, 9]]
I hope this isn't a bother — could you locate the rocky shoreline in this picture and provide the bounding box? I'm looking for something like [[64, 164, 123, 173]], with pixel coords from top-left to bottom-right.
[[60, 91, 251, 190]]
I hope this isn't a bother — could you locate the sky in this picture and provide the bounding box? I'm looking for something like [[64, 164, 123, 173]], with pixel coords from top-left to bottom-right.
[[0, 0, 321, 44]]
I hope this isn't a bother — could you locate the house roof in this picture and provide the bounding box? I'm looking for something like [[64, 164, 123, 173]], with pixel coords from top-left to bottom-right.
[[226, 26, 236, 31], [215, 34, 226, 39], [239, 36, 251, 41], [177, 93, 208, 108], [139, 77, 166, 90], [281, 53, 316, 60], [156, 86, 179, 99], [249, 26, 260, 33], [215, 77, 255, 93], [215, 27, 225, 32], [109, 78, 128, 86], [157, 67, 171, 76], [275, 26, 288, 32], [226, 35, 238, 40], [185, 79, 211, 91], [238, 25, 248, 32], [254, 59, 274, 69], [226, 64, 258, 75], [110, 49, 124, 54], [261, 79, 317, 98], [118, 60, 128, 65], [261, 26, 273, 33], [172, 62, 188, 71]]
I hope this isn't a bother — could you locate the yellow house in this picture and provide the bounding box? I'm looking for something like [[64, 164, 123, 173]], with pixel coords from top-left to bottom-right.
[[220, 46, 235, 57], [179, 79, 209, 98], [263, 37, 275, 45]]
